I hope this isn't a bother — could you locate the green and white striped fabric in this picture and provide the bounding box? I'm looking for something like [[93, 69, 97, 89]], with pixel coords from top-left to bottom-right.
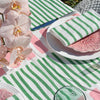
[[28, 0, 74, 29], [50, 9, 100, 46], [6, 94, 22, 100], [1, 53, 100, 100]]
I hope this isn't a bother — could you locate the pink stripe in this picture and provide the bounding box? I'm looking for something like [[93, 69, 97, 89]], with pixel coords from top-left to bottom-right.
[[27, 52, 35, 60], [0, 68, 5, 76], [90, 88, 100, 100], [72, 13, 80, 16], [31, 34, 48, 53], [39, 28, 47, 38], [5, 53, 10, 62]]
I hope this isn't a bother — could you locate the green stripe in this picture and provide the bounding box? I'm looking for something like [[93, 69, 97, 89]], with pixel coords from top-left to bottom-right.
[[81, 60, 100, 81], [60, 91, 70, 100], [30, 62, 59, 90], [26, 65, 55, 95], [34, 0, 57, 19], [85, 60, 100, 73], [31, 22, 37, 28], [76, 17, 93, 33], [72, 19, 89, 35], [56, 93, 62, 100], [53, 28, 70, 45], [42, 58, 74, 86], [39, 0, 62, 17], [29, 13, 41, 25], [29, 5, 44, 23], [46, 0, 65, 15], [36, 0, 58, 18], [10, 74, 33, 100], [13, 95, 19, 100], [74, 60, 100, 81], [67, 59, 96, 84], [65, 22, 83, 38], [16, 71, 42, 100], [52, 53, 91, 88], [29, 0, 51, 21], [47, 55, 87, 91], [2, 76, 13, 85], [29, 5, 47, 23], [83, 14, 100, 29], [21, 67, 51, 100], [60, 25, 77, 41], [88, 11, 100, 21], [37, 59, 65, 86]]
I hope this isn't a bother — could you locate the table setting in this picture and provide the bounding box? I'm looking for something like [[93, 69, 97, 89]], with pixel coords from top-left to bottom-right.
[[0, 0, 100, 100]]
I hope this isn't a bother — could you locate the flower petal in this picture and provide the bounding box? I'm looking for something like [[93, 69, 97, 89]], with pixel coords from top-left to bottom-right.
[[21, 48, 32, 57], [17, 0, 31, 16], [4, 10, 19, 24], [17, 14, 31, 33], [10, 49, 17, 64], [15, 35, 31, 48], [4, 37, 15, 48], [0, 24, 14, 38], [0, 0, 11, 13], [0, 45, 7, 59]]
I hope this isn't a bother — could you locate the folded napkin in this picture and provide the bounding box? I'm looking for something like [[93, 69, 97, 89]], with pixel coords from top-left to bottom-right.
[[6, 94, 23, 100], [28, 0, 74, 29], [50, 9, 100, 46], [74, 0, 100, 14]]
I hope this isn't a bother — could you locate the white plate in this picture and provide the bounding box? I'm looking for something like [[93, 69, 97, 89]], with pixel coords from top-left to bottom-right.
[[0, 82, 25, 99], [46, 13, 100, 60]]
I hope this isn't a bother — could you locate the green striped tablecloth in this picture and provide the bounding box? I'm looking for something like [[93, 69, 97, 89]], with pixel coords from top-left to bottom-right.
[[50, 9, 100, 46], [6, 94, 23, 100], [28, 0, 74, 29], [0, 52, 100, 100]]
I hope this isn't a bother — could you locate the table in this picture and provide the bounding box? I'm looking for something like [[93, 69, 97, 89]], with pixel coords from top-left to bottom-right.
[[0, 0, 100, 100]]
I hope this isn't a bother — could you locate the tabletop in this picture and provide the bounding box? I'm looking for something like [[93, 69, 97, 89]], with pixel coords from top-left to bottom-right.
[[0, 0, 100, 100]]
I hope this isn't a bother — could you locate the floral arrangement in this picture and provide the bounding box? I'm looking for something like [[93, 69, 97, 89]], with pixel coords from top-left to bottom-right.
[[0, 0, 32, 68]]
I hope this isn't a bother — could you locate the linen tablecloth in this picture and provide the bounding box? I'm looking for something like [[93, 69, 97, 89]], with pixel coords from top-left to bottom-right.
[[28, 0, 74, 29], [0, 0, 100, 100], [0, 27, 100, 100]]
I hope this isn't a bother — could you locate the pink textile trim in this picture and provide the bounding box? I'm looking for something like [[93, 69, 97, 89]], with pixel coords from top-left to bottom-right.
[[90, 88, 100, 100], [5, 53, 10, 62], [0, 68, 5, 76], [27, 52, 35, 60], [39, 28, 47, 38], [31, 34, 48, 53]]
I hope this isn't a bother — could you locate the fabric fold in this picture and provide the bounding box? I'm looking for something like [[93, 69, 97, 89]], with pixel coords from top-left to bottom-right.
[[50, 9, 100, 46], [6, 94, 24, 100]]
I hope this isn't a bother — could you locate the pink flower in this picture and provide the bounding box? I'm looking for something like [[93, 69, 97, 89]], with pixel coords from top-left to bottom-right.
[[9, 47, 32, 67], [4, 33, 32, 49], [4, 10, 19, 22], [0, 0, 31, 16], [0, 14, 31, 48]]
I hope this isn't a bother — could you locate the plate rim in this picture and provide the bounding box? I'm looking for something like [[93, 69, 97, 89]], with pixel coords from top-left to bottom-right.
[[46, 13, 100, 60]]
